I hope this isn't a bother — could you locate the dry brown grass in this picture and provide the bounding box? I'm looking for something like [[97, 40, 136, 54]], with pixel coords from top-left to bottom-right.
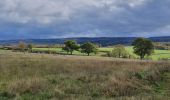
[[7, 78, 46, 95], [0, 51, 170, 99]]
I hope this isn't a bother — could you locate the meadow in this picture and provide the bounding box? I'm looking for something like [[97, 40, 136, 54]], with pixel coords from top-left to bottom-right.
[[32, 46, 170, 60], [0, 50, 170, 100]]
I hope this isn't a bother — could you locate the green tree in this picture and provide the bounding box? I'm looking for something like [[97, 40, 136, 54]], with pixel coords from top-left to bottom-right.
[[132, 38, 154, 59], [27, 44, 33, 52], [81, 42, 97, 56], [62, 40, 79, 55], [112, 44, 128, 58]]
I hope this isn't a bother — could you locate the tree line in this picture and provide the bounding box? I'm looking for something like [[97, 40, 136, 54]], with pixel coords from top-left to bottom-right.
[[60, 38, 154, 59], [7, 38, 154, 60]]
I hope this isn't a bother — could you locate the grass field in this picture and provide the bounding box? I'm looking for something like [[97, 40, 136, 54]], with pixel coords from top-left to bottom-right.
[[32, 47, 170, 60], [0, 51, 170, 99]]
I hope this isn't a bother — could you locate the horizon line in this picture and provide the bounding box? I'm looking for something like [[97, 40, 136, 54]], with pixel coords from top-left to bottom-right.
[[0, 36, 170, 41]]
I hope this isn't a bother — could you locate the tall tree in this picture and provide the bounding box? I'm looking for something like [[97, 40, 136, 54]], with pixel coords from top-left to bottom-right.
[[81, 42, 97, 56], [132, 38, 154, 59], [62, 40, 79, 55]]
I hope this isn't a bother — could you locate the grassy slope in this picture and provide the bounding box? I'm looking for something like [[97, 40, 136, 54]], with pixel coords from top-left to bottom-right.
[[33, 47, 170, 60], [0, 51, 170, 99]]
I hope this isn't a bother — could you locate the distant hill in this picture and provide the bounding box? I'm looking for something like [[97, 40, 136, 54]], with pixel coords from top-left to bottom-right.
[[149, 36, 170, 42], [0, 36, 170, 46]]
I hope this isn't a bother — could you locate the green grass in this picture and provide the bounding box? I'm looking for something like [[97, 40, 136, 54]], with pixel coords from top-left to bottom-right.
[[98, 46, 170, 60], [32, 48, 96, 56], [33, 47, 170, 60], [0, 49, 10, 53], [152, 50, 170, 60], [152, 72, 170, 99]]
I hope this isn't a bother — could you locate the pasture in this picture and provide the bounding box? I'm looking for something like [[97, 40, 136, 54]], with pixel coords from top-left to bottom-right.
[[0, 51, 170, 99], [32, 47, 170, 60]]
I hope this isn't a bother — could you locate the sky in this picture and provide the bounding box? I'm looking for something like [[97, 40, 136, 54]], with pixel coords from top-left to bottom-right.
[[0, 0, 170, 40]]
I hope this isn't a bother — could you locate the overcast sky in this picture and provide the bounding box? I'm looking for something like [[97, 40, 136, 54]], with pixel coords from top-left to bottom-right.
[[0, 0, 170, 40]]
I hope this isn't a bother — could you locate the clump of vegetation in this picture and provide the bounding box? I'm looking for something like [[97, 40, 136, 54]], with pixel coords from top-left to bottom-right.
[[62, 40, 79, 55], [154, 42, 170, 50], [27, 44, 33, 52], [132, 38, 154, 59], [80, 42, 98, 56], [112, 45, 127, 58], [106, 44, 131, 58]]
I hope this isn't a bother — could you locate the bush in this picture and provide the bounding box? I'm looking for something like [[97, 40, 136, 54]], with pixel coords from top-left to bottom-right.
[[106, 51, 131, 58]]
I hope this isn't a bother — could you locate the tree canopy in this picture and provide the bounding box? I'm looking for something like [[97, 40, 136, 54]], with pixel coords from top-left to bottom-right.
[[132, 38, 154, 59], [62, 40, 79, 55], [81, 42, 97, 56], [27, 44, 33, 50]]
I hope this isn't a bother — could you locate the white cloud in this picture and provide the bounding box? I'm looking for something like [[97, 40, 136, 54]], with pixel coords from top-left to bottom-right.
[[0, 0, 170, 39]]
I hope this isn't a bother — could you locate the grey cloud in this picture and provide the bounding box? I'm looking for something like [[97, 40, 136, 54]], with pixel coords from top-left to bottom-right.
[[0, 0, 170, 39]]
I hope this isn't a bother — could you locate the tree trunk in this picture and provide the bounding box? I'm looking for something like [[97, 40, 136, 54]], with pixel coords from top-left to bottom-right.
[[88, 53, 90, 56], [140, 56, 143, 60], [140, 54, 145, 60]]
